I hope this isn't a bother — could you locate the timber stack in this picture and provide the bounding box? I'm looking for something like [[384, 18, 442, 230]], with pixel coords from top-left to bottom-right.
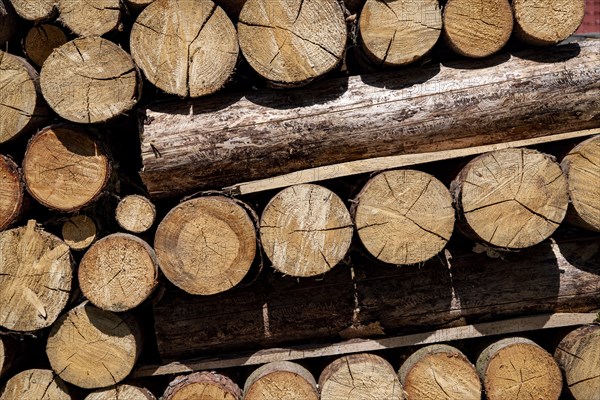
[[0, 0, 598, 398]]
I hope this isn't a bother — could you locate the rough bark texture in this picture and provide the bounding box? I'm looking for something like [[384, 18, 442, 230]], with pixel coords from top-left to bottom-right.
[[0, 0, 17, 44], [57, 0, 121, 36], [23, 24, 68, 68], [62, 215, 97, 251], [513, 0, 585, 45], [8, 0, 54, 20], [0, 155, 23, 232], [162, 371, 242, 400], [115, 195, 156, 233], [85, 384, 156, 400], [244, 361, 318, 400], [139, 40, 600, 198], [0, 369, 71, 400]]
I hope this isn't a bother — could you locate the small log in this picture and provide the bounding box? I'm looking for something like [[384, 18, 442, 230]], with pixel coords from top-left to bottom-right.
[[79, 233, 158, 312], [244, 361, 318, 400], [398, 344, 481, 400], [8, 0, 54, 20], [0, 337, 16, 378], [130, 0, 238, 97], [555, 325, 600, 400], [0, 0, 18, 44], [57, 0, 121, 36], [260, 184, 353, 277], [115, 195, 156, 233], [0, 155, 23, 232], [319, 353, 404, 400], [23, 24, 68, 68], [238, 0, 346, 86], [62, 215, 97, 251], [358, 0, 442, 67], [451, 148, 568, 249], [354, 170, 454, 265], [46, 302, 142, 389], [0, 369, 71, 400], [443, 0, 513, 58], [23, 125, 111, 212], [163, 371, 241, 400], [0, 220, 73, 332], [513, 0, 585, 45], [154, 196, 256, 295], [40, 37, 141, 124], [85, 384, 156, 400], [476, 337, 562, 400], [561, 135, 600, 232]]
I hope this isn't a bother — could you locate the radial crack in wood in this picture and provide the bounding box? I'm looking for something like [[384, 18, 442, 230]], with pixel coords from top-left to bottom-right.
[[513, 0, 585, 45], [0, 369, 71, 400], [24, 24, 68, 68], [58, 0, 121, 36], [115, 195, 156, 233], [0, 155, 23, 232]]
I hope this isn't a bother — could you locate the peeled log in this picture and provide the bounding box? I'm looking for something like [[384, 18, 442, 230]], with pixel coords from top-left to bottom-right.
[[8, 0, 54, 20], [23, 24, 68, 68], [62, 215, 98, 251], [85, 384, 156, 400], [57, 0, 121, 36], [244, 361, 318, 400], [513, 0, 585, 46], [139, 40, 600, 198], [0, 155, 23, 232], [163, 372, 241, 400], [115, 195, 156, 233], [0, 369, 71, 400]]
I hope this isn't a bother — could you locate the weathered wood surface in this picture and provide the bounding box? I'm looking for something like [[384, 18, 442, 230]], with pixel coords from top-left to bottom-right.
[[140, 40, 600, 198], [244, 361, 318, 400], [162, 372, 241, 400]]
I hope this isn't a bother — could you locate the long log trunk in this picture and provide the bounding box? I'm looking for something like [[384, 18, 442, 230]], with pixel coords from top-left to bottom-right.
[[139, 40, 600, 198]]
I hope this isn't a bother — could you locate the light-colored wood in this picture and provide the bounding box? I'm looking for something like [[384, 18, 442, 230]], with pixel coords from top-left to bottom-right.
[[130, 0, 238, 97], [561, 135, 600, 232], [163, 371, 241, 400], [8, 0, 54, 20], [513, 0, 585, 45], [41, 37, 140, 124], [477, 338, 562, 400], [555, 325, 600, 400], [58, 0, 121, 36], [62, 215, 97, 251], [85, 384, 156, 400], [260, 184, 353, 277], [23, 126, 111, 212], [0, 220, 72, 332], [319, 353, 404, 399], [0, 155, 23, 232], [451, 148, 568, 249], [399, 344, 481, 400], [443, 0, 513, 58], [115, 195, 156, 233], [359, 0, 441, 66], [354, 170, 454, 265], [244, 361, 317, 400], [154, 196, 256, 295], [23, 24, 68, 68], [0, 0, 18, 44], [46, 302, 142, 389], [238, 0, 346, 86], [0, 336, 16, 378], [79, 233, 158, 312], [0, 369, 71, 400]]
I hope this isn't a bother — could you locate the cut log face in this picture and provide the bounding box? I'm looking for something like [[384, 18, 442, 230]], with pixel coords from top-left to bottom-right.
[[0, 155, 23, 232], [319, 353, 404, 400], [513, 0, 585, 45], [58, 0, 121, 36], [41, 37, 140, 124], [0, 0, 18, 44], [0, 220, 73, 332], [23, 126, 111, 212], [398, 344, 481, 400], [244, 361, 318, 400], [443, 0, 513, 58], [163, 372, 242, 400], [115, 195, 156, 233], [23, 24, 68, 68], [451, 148, 568, 248], [46, 302, 142, 389], [8, 0, 54, 20], [62, 215, 97, 251], [79, 233, 158, 312], [85, 384, 156, 400], [238, 0, 346, 86], [561, 135, 600, 232], [0, 369, 71, 400], [354, 170, 454, 265], [154, 196, 256, 295], [359, 0, 442, 67], [130, 0, 238, 97], [260, 184, 353, 277], [555, 325, 600, 400], [477, 338, 563, 400]]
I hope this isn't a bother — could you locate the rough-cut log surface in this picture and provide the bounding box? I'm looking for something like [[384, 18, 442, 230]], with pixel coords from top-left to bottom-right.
[[23, 24, 68, 68], [451, 148, 569, 249], [319, 353, 404, 399], [23, 126, 111, 212], [41, 37, 140, 124], [0, 369, 71, 400], [0, 220, 73, 332], [46, 302, 142, 389], [62, 215, 97, 251], [260, 184, 353, 277], [244, 361, 318, 400], [443, 0, 513, 58], [238, 0, 346, 86], [555, 325, 600, 400], [0, 0, 17, 44], [359, 0, 442, 67], [155, 196, 256, 295], [85, 384, 156, 400], [8, 0, 54, 20], [398, 344, 481, 400], [163, 371, 241, 400], [354, 170, 454, 265], [0, 155, 23, 232], [140, 40, 600, 198], [130, 0, 238, 97], [0, 336, 16, 378], [57, 0, 121, 36], [79, 233, 158, 312], [513, 0, 585, 46], [476, 337, 562, 400], [561, 135, 600, 232], [115, 195, 156, 233]]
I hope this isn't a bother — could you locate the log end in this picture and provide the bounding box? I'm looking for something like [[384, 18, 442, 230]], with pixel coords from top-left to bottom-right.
[[115, 195, 156, 233]]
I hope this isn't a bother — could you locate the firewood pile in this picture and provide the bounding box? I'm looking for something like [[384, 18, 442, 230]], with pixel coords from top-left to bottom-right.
[[0, 0, 599, 399]]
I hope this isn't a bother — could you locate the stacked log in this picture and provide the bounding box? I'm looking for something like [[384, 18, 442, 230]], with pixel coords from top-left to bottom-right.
[[115, 195, 156, 233], [245, 361, 318, 400], [162, 372, 241, 400], [85, 384, 156, 400], [61, 215, 98, 251], [513, 0, 586, 45], [23, 24, 68, 67], [0, 155, 23, 232], [0, 369, 71, 400]]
